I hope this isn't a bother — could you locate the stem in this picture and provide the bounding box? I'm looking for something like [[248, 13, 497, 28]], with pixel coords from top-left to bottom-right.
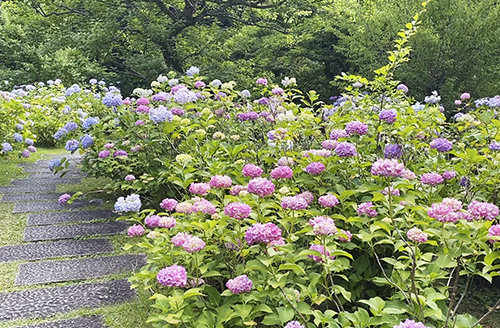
[[450, 275, 472, 326], [445, 259, 461, 328], [411, 243, 424, 321], [279, 287, 310, 328], [321, 236, 344, 312], [470, 296, 500, 328]]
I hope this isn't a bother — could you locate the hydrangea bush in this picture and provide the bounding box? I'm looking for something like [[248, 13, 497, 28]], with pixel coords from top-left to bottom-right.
[[7, 3, 500, 327]]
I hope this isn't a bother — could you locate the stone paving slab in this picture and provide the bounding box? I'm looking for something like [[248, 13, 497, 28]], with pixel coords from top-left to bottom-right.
[[0, 239, 113, 263], [13, 200, 104, 214], [1, 193, 62, 202], [0, 279, 135, 322], [21, 167, 81, 174], [0, 185, 56, 194], [28, 210, 116, 226], [18, 316, 106, 328], [10, 178, 82, 186], [27, 172, 84, 179], [16, 254, 147, 285], [23, 221, 128, 242]]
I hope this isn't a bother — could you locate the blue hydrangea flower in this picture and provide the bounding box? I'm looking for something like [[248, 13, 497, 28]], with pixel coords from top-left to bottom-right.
[[13, 133, 23, 143], [80, 134, 94, 149], [25, 138, 34, 146], [114, 194, 142, 212], [98, 80, 106, 86], [168, 79, 179, 86], [89, 78, 97, 85], [62, 105, 71, 114], [16, 124, 24, 131], [82, 117, 100, 129], [2, 143, 13, 153], [210, 79, 222, 87], [490, 141, 500, 151], [65, 139, 79, 153], [54, 128, 68, 141], [102, 92, 123, 107], [186, 66, 200, 77], [48, 158, 61, 171], [64, 121, 78, 131], [241, 90, 251, 98], [173, 88, 197, 104], [149, 106, 173, 124]]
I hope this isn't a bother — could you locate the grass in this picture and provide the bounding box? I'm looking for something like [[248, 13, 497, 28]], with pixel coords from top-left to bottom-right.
[[0, 148, 155, 328]]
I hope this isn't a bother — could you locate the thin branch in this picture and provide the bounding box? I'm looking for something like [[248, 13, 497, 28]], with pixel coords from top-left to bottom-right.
[[470, 296, 500, 328]]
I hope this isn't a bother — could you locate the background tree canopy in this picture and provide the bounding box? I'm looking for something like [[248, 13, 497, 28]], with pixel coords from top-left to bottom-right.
[[1, 0, 499, 108]]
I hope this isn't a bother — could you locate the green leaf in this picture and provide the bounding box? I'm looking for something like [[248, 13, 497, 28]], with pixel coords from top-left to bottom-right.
[[279, 263, 306, 275], [277, 307, 294, 324], [359, 297, 386, 316]]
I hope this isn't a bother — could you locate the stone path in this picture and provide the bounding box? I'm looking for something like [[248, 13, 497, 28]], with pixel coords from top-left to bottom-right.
[[0, 155, 144, 327]]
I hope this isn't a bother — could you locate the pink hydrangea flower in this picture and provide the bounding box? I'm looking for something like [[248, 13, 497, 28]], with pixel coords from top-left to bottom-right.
[[358, 202, 377, 217], [171, 232, 191, 247], [297, 191, 314, 205], [468, 200, 499, 221], [488, 225, 500, 243], [321, 140, 337, 149], [305, 162, 325, 175], [338, 230, 353, 242], [270, 166, 293, 179], [175, 202, 193, 214], [226, 274, 253, 293], [441, 198, 463, 211], [284, 321, 305, 328], [402, 169, 417, 180], [442, 171, 456, 180], [157, 265, 187, 287], [127, 224, 145, 236], [394, 319, 431, 328], [189, 182, 211, 195], [309, 216, 337, 235], [158, 216, 176, 228], [381, 187, 400, 196], [318, 194, 339, 208], [427, 203, 459, 223], [371, 159, 405, 177], [421, 173, 444, 186], [245, 222, 282, 245], [247, 178, 275, 198], [308, 244, 335, 263], [407, 227, 428, 243], [209, 175, 232, 188], [145, 215, 161, 228], [192, 198, 217, 215], [160, 198, 178, 211], [224, 202, 252, 219], [277, 156, 294, 166], [230, 185, 247, 196], [242, 164, 263, 178], [182, 235, 205, 252], [281, 196, 309, 210]]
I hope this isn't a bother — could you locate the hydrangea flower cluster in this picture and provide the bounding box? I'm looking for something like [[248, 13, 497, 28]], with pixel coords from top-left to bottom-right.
[[157, 265, 187, 287], [384, 144, 403, 159], [428, 199, 465, 223], [407, 227, 428, 243], [281, 196, 309, 210], [338, 230, 353, 242], [379, 109, 397, 123], [145, 215, 161, 228], [81, 134, 94, 149], [421, 173, 444, 186], [48, 158, 61, 171], [467, 200, 499, 221], [345, 120, 368, 135], [321, 139, 337, 149], [318, 194, 339, 208], [192, 198, 217, 215], [270, 166, 293, 179], [381, 187, 400, 196], [488, 225, 500, 243], [278, 156, 294, 166], [284, 321, 305, 328], [247, 178, 275, 198], [303, 149, 331, 158], [245, 222, 282, 245], [176, 202, 193, 214], [189, 182, 211, 195], [226, 274, 253, 294], [114, 194, 141, 212], [158, 216, 176, 228], [113, 150, 128, 158], [394, 319, 431, 328], [330, 129, 348, 140], [305, 162, 325, 175], [371, 159, 405, 177], [430, 138, 453, 152], [358, 202, 377, 217], [209, 175, 232, 188], [309, 216, 337, 235], [335, 142, 357, 157], [171, 232, 205, 252], [224, 202, 252, 219], [442, 170, 456, 180], [242, 164, 263, 178], [127, 224, 145, 236], [309, 244, 335, 262], [65, 139, 79, 153], [58, 193, 71, 205], [160, 198, 178, 211]]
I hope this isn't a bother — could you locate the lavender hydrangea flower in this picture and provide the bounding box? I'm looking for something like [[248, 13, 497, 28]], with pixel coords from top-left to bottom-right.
[[358, 202, 377, 217], [270, 166, 293, 179], [468, 200, 499, 221], [305, 162, 325, 175], [318, 194, 339, 208], [371, 159, 405, 177], [397, 84, 409, 93], [53, 128, 68, 140], [384, 144, 403, 159], [157, 265, 187, 287], [489, 141, 500, 151], [379, 109, 397, 124], [430, 138, 453, 152], [442, 171, 456, 180], [21, 150, 30, 158], [284, 322, 305, 328], [58, 193, 71, 205], [421, 173, 444, 186], [334, 142, 357, 157], [113, 150, 128, 158], [226, 274, 253, 294], [308, 244, 334, 262], [186, 66, 200, 76], [102, 92, 123, 107], [25, 138, 34, 146], [149, 105, 173, 123], [345, 120, 368, 135], [488, 225, 500, 243], [28, 146, 36, 153], [209, 175, 232, 188], [82, 117, 99, 129], [160, 198, 178, 211], [13, 133, 23, 143], [189, 182, 211, 195], [245, 222, 282, 245], [256, 78, 268, 85], [145, 215, 161, 228], [329, 129, 348, 140], [394, 319, 431, 328], [125, 174, 135, 181], [281, 196, 309, 210], [98, 150, 110, 158]]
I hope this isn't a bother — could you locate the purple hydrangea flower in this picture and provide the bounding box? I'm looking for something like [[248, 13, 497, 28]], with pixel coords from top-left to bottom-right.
[[281, 196, 309, 210], [145, 215, 161, 228], [397, 84, 409, 93], [358, 202, 377, 217], [371, 159, 405, 177], [113, 150, 128, 158], [224, 202, 252, 220], [394, 319, 431, 328], [270, 166, 293, 179], [421, 173, 444, 186], [226, 274, 253, 294], [379, 109, 397, 124], [247, 178, 275, 197], [318, 194, 339, 208], [488, 225, 500, 243], [157, 265, 187, 287], [345, 120, 368, 135], [245, 222, 282, 245], [330, 129, 349, 140], [489, 141, 500, 151], [256, 78, 268, 85], [305, 162, 325, 175], [384, 144, 403, 159], [189, 182, 211, 195], [430, 138, 453, 152], [98, 150, 110, 158], [209, 175, 232, 188], [407, 227, 428, 243], [125, 174, 135, 181], [468, 200, 499, 221], [58, 193, 71, 205], [160, 198, 178, 211], [442, 171, 456, 180], [334, 142, 357, 157], [308, 244, 334, 263], [127, 224, 145, 236]]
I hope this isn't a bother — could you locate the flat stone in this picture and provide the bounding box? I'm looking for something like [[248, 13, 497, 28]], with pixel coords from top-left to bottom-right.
[[23, 221, 128, 241], [0, 185, 56, 194], [13, 200, 103, 213], [1, 193, 61, 202], [18, 316, 106, 328], [10, 178, 82, 185], [0, 279, 135, 322], [0, 239, 113, 263], [28, 210, 116, 226], [27, 172, 84, 179], [16, 254, 147, 285], [21, 168, 81, 174]]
